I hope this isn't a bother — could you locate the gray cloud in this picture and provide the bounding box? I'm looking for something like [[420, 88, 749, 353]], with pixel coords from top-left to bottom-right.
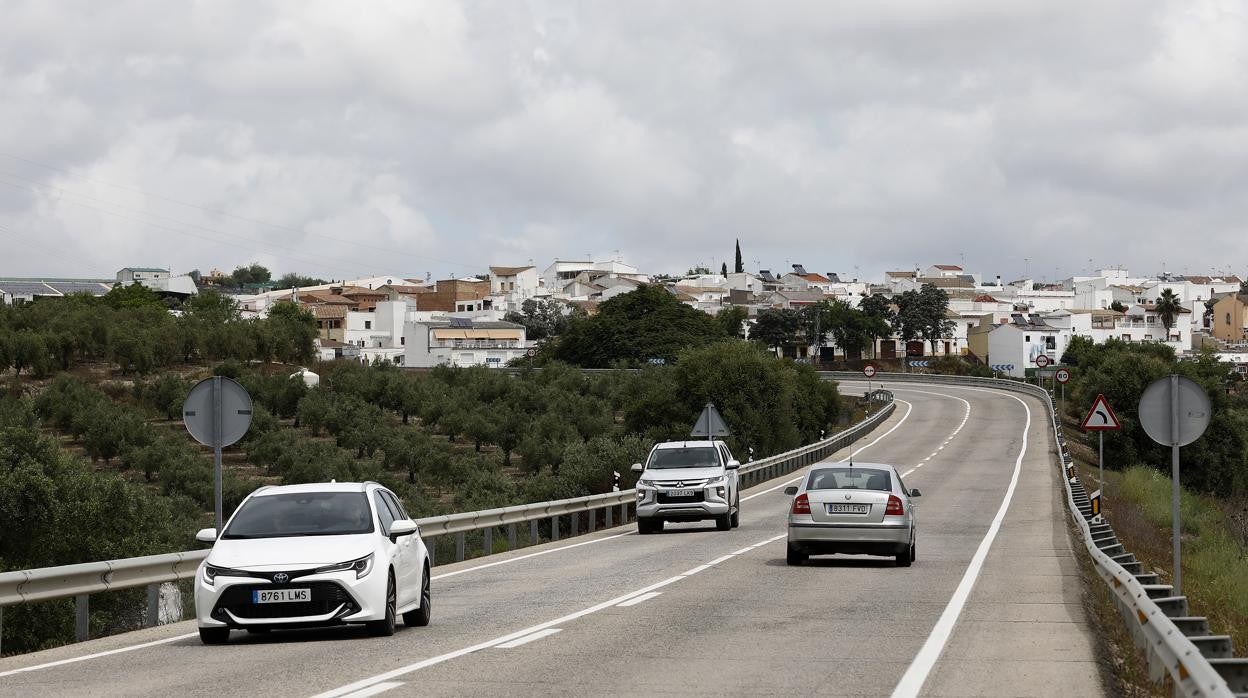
[[1, 0, 1246, 283]]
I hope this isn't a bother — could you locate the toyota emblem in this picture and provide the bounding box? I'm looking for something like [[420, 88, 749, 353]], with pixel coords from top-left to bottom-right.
[[272, 572, 289, 584]]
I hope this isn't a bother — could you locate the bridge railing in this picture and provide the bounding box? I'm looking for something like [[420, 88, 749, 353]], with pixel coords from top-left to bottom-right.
[[0, 389, 895, 651], [826, 371, 1241, 697]]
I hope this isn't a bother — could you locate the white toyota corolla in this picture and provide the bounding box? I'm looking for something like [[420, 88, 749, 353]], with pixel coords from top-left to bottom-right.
[[194, 481, 430, 644]]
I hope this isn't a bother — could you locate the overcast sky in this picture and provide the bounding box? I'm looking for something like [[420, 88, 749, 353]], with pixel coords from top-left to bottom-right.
[[2, 0, 1247, 284]]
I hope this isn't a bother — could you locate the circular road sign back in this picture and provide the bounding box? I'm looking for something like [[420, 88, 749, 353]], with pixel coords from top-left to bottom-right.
[[1055, 368, 1071, 384], [1035, 354, 1051, 368], [183, 377, 253, 448], [863, 364, 877, 379], [1139, 375, 1211, 447]]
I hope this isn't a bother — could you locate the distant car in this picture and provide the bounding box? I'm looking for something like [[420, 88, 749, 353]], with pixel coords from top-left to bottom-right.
[[784, 462, 919, 567], [631, 440, 741, 534], [193, 482, 430, 644]]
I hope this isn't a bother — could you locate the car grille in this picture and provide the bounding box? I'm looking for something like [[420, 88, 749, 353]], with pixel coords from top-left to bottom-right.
[[653, 479, 707, 488], [657, 491, 705, 504], [213, 581, 357, 620]]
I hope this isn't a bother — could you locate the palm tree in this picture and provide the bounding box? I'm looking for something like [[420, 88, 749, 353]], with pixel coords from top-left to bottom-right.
[[1155, 288, 1182, 338]]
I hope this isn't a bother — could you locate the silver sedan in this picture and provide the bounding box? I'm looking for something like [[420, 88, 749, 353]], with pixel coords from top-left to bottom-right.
[[784, 462, 920, 567]]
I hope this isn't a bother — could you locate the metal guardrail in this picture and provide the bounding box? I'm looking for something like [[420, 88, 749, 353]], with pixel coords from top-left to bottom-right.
[[0, 388, 896, 651], [827, 371, 1242, 696]]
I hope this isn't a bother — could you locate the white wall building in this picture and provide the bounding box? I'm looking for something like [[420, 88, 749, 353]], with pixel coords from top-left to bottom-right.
[[488, 266, 541, 312], [403, 318, 528, 369]]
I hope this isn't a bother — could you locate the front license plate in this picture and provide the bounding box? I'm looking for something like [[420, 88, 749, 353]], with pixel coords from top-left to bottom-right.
[[252, 588, 310, 604], [669, 489, 695, 497], [828, 503, 870, 514]]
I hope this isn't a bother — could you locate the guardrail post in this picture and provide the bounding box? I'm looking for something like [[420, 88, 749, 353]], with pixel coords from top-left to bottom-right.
[[621, 503, 629, 525], [588, 509, 596, 533], [428, 541, 436, 567], [75, 594, 89, 642], [551, 516, 560, 541], [571, 512, 579, 537], [146, 583, 160, 627], [1, 606, 5, 656], [605, 505, 614, 528], [455, 532, 466, 562], [482, 527, 493, 556], [507, 523, 517, 550], [530, 519, 539, 545]]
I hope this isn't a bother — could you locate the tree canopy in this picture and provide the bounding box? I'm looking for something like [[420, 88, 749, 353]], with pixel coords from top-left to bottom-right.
[[551, 284, 725, 366]]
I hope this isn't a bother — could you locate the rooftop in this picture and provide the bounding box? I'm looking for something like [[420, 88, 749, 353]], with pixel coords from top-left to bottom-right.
[[490, 265, 535, 276]]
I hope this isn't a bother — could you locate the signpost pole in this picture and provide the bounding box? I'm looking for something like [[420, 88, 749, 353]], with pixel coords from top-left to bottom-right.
[[1170, 375, 1182, 595], [1098, 431, 1104, 500], [213, 376, 224, 533]]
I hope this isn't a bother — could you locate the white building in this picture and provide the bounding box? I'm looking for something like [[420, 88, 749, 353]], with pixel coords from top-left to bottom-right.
[[402, 318, 529, 369], [488, 266, 541, 312], [117, 267, 170, 285], [542, 259, 647, 294]]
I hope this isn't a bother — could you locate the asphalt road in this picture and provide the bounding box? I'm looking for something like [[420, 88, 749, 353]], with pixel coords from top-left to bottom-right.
[[0, 383, 1103, 697]]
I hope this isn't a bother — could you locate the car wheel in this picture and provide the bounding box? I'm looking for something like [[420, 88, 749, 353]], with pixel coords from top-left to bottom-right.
[[199, 627, 230, 645], [896, 537, 914, 568], [730, 496, 740, 528], [367, 572, 397, 637], [402, 564, 432, 628], [786, 543, 807, 566], [715, 511, 731, 531], [638, 518, 661, 535]]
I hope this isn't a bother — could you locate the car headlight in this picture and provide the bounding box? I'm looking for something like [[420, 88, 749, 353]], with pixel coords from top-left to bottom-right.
[[637, 479, 655, 487], [704, 475, 725, 485], [203, 564, 246, 587], [315, 553, 374, 579]]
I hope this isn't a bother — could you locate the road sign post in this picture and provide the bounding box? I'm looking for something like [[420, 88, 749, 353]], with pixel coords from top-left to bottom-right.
[[863, 363, 877, 398], [184, 376, 253, 532], [1055, 368, 1071, 417], [1138, 375, 1211, 595], [1081, 393, 1121, 518], [1034, 354, 1050, 387]]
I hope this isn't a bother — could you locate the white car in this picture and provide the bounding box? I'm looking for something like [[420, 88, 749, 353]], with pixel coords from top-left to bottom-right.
[[193, 481, 430, 644], [631, 440, 741, 533]]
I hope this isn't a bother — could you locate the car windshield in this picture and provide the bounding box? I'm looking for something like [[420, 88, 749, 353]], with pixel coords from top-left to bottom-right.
[[647, 447, 720, 469], [807, 467, 892, 492], [222, 492, 374, 539]]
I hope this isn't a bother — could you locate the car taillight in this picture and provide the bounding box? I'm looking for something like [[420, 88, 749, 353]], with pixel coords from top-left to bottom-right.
[[791, 493, 810, 515], [886, 495, 904, 516]]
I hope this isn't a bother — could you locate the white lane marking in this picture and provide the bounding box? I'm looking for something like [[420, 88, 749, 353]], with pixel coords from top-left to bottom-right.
[[731, 546, 754, 555], [681, 563, 712, 575], [616, 591, 661, 608], [741, 397, 916, 503], [891, 390, 1033, 698], [338, 682, 404, 698], [706, 554, 734, 566], [496, 628, 562, 649], [432, 532, 632, 581], [313, 535, 788, 698], [0, 632, 198, 679]]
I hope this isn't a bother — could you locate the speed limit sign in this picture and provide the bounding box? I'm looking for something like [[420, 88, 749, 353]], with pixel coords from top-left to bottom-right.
[[1035, 354, 1051, 368], [1055, 368, 1071, 385], [863, 364, 877, 379]]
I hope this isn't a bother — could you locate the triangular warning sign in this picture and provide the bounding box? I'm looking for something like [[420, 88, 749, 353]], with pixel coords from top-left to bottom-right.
[[691, 402, 731, 438], [1081, 394, 1122, 431]]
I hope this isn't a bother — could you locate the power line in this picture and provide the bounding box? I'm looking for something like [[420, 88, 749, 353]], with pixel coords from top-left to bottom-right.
[[0, 152, 480, 270]]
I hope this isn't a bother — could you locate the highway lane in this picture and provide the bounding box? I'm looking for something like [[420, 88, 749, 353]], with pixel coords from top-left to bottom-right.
[[0, 384, 1097, 697]]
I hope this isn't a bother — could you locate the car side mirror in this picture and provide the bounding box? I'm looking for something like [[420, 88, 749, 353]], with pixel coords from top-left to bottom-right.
[[195, 528, 218, 544], [630, 462, 644, 473], [910, 488, 922, 497], [725, 459, 740, 470], [784, 486, 798, 496], [388, 519, 419, 542]]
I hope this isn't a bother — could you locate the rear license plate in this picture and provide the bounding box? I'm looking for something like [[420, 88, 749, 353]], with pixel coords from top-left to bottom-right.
[[668, 489, 695, 498], [828, 503, 870, 514], [252, 588, 310, 604]]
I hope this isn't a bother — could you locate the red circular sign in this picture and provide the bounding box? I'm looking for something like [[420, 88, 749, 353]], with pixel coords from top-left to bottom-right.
[[1055, 368, 1071, 384], [863, 364, 877, 378], [1035, 355, 1051, 368]]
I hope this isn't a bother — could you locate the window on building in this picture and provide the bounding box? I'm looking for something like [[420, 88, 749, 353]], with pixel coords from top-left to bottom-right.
[[1228, 313, 1233, 325], [1045, 336, 1056, 350], [400, 336, 405, 346], [364, 320, 372, 329], [1025, 335, 1030, 342]]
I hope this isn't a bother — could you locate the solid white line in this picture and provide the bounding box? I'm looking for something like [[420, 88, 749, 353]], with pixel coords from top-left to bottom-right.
[[741, 397, 916, 503], [680, 564, 712, 576], [706, 554, 734, 566], [616, 592, 661, 608], [0, 632, 198, 678], [890, 390, 1033, 698], [338, 682, 404, 698], [432, 531, 632, 580], [495, 628, 562, 649], [730, 546, 754, 556]]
